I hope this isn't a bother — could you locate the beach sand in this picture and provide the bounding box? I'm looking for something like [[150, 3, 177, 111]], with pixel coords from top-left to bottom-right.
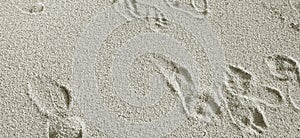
[[0, 0, 299, 137]]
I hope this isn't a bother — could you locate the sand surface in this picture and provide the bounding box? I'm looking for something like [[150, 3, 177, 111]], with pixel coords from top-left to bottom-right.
[[0, 0, 300, 137]]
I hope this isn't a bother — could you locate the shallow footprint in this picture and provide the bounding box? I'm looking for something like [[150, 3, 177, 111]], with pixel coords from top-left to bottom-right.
[[225, 65, 252, 95], [223, 88, 268, 135], [29, 75, 72, 117], [11, 0, 45, 15], [223, 89, 253, 132], [265, 55, 299, 81], [27, 75, 85, 138], [49, 116, 85, 138], [259, 86, 284, 106], [265, 55, 300, 111]]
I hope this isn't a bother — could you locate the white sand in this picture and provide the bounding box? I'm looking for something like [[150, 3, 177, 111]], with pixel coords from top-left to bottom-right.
[[0, 0, 299, 137]]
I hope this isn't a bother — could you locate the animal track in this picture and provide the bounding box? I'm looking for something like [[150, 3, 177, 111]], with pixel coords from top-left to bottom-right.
[[265, 55, 300, 111], [27, 75, 85, 138]]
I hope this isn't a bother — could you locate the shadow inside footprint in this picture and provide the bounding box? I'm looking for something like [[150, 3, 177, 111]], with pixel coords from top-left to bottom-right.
[[261, 86, 284, 105]]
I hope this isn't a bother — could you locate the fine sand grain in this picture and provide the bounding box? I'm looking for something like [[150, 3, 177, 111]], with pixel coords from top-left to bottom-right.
[[0, 0, 299, 137]]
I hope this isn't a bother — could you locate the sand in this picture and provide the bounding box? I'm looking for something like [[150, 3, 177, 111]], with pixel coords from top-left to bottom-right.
[[0, 0, 299, 137]]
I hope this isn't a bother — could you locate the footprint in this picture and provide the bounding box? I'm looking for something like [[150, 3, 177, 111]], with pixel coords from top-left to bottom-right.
[[223, 65, 270, 134], [115, 0, 168, 22], [250, 106, 268, 132], [265, 55, 300, 111], [49, 116, 85, 138], [225, 65, 252, 95], [12, 0, 45, 15], [265, 55, 299, 81], [289, 0, 300, 12], [27, 75, 85, 138], [164, 0, 209, 18], [150, 56, 201, 119], [29, 75, 72, 117], [226, 65, 284, 108], [223, 89, 252, 131], [223, 86, 268, 135], [260, 86, 284, 106]]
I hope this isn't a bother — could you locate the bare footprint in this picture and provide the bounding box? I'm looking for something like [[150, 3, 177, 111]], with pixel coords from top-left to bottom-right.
[[27, 75, 85, 138], [265, 55, 300, 111]]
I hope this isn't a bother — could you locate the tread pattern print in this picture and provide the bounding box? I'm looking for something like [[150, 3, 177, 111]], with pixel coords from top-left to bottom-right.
[[26, 75, 85, 138], [265, 55, 300, 112], [223, 65, 285, 135], [74, 0, 225, 137]]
